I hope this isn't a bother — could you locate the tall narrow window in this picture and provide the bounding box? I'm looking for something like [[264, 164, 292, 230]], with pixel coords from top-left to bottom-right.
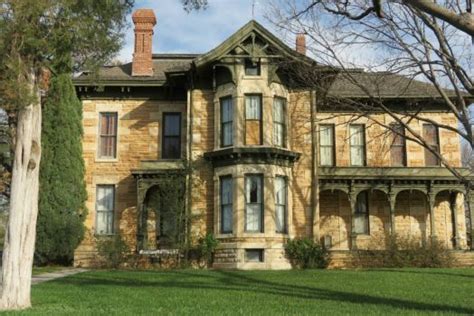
[[162, 113, 181, 159], [390, 123, 407, 166], [350, 125, 366, 166], [320, 124, 335, 166], [96, 185, 115, 235], [423, 124, 440, 166], [245, 58, 261, 76], [245, 95, 262, 145], [354, 192, 369, 235], [275, 176, 287, 233], [220, 176, 233, 234], [273, 97, 286, 147], [221, 97, 233, 147], [98, 112, 117, 159], [245, 175, 263, 232]]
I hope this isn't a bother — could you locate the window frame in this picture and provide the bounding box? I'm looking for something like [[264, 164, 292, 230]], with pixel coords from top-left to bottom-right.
[[423, 123, 441, 166], [274, 176, 288, 234], [220, 96, 233, 148], [319, 124, 335, 166], [245, 249, 264, 262], [95, 185, 115, 235], [273, 97, 287, 148], [390, 123, 407, 167], [162, 112, 182, 159], [220, 176, 233, 234], [98, 112, 118, 159], [244, 58, 261, 76], [349, 124, 366, 166], [354, 191, 370, 235], [245, 174, 264, 233], [244, 94, 263, 146]]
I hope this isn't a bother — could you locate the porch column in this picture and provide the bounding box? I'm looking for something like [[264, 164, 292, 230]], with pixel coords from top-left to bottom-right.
[[467, 190, 474, 250], [387, 192, 396, 236], [136, 180, 148, 252], [450, 192, 461, 249], [427, 190, 437, 243], [349, 190, 358, 250]]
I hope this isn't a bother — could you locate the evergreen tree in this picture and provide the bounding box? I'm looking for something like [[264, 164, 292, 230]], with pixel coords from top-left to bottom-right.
[[35, 73, 86, 265]]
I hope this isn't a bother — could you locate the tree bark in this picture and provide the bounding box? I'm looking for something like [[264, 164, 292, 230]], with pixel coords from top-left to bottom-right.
[[404, 0, 474, 36], [0, 70, 41, 310]]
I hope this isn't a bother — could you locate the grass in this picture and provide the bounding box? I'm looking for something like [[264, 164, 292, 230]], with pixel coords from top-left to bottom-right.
[[10, 268, 474, 315]]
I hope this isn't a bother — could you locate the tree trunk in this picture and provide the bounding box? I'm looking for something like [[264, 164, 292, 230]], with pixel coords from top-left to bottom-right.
[[0, 70, 41, 310]]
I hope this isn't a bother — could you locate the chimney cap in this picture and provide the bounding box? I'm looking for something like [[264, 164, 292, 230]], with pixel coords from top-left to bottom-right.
[[132, 9, 156, 24]]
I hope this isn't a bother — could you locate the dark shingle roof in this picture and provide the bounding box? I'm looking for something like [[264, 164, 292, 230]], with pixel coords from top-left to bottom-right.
[[74, 54, 197, 85], [326, 71, 458, 99]]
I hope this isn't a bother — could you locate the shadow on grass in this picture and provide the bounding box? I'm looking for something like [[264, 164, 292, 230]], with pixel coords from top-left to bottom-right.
[[46, 269, 474, 314], [367, 268, 474, 280]]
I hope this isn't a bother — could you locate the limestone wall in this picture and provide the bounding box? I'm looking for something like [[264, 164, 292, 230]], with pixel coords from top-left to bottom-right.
[[74, 99, 186, 266], [316, 112, 462, 167]]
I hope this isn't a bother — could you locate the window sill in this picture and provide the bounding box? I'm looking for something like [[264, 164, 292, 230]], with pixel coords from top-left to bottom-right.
[[216, 233, 234, 239], [242, 76, 262, 80], [95, 158, 119, 163], [94, 233, 116, 238]]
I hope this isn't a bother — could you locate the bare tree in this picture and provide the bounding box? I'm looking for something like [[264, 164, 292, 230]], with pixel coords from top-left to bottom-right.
[[289, 0, 474, 37], [267, 0, 473, 181]]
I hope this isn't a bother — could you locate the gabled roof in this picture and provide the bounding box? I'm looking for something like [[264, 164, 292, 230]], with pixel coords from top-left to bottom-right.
[[73, 19, 466, 101], [193, 20, 314, 67], [327, 71, 459, 99], [74, 54, 196, 86]]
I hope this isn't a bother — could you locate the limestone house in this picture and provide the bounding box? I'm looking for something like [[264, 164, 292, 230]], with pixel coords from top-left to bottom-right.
[[73, 9, 473, 269]]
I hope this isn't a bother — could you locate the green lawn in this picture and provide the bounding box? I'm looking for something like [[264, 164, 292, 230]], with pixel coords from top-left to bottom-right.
[[11, 268, 474, 315]]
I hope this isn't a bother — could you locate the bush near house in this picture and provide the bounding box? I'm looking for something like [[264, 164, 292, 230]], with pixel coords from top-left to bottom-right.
[[197, 233, 219, 268], [355, 234, 455, 268], [96, 234, 130, 269], [35, 74, 87, 266], [284, 238, 329, 269]]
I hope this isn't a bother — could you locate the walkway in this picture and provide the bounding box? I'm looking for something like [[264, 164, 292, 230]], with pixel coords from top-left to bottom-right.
[[32, 268, 88, 284]]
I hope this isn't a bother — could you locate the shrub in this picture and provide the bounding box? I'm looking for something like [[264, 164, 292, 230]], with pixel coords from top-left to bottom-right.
[[285, 238, 328, 269], [96, 234, 130, 269], [197, 233, 219, 268], [355, 234, 454, 268]]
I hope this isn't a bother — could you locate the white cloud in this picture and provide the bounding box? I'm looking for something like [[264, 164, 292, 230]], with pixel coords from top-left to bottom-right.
[[118, 0, 276, 63]]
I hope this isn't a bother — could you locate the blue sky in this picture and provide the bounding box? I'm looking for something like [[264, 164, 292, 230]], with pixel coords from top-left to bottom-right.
[[118, 0, 276, 62]]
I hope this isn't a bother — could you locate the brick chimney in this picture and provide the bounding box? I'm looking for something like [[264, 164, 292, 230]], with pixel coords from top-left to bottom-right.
[[296, 33, 306, 55], [132, 9, 157, 76]]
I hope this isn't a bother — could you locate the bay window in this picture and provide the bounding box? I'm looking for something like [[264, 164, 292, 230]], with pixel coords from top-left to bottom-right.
[[221, 97, 233, 147], [245, 95, 262, 145], [275, 176, 287, 233], [273, 97, 286, 147], [245, 174, 263, 232], [220, 176, 233, 234]]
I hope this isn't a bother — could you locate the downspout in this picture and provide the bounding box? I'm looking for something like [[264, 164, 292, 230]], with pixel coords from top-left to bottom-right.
[[185, 71, 194, 259], [310, 89, 320, 242]]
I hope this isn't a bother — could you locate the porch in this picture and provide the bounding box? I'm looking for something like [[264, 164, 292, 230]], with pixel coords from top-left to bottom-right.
[[132, 160, 187, 253], [317, 167, 474, 251]]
